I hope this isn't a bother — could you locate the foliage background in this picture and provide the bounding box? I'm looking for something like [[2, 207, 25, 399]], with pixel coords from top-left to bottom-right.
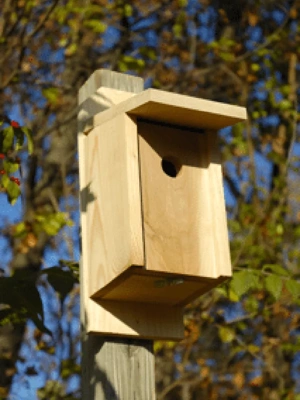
[[0, 0, 300, 399]]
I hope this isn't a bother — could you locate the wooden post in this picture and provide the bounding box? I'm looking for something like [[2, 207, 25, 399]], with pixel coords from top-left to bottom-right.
[[78, 70, 156, 400]]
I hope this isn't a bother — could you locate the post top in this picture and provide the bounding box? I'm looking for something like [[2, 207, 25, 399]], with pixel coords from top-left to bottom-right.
[[82, 88, 247, 134], [78, 69, 144, 105]]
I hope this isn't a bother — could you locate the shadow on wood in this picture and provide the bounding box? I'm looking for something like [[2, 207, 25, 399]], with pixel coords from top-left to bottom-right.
[[81, 310, 155, 400]]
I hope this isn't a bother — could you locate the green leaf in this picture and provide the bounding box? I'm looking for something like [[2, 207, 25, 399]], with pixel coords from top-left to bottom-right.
[[37, 380, 65, 399], [21, 283, 44, 320], [219, 37, 235, 47], [123, 4, 132, 17], [1, 173, 10, 188], [65, 43, 77, 56], [42, 88, 59, 105], [257, 48, 269, 57], [84, 4, 104, 17], [13, 221, 27, 238], [21, 127, 33, 154], [66, 218, 74, 227], [43, 218, 63, 235], [278, 99, 293, 111], [58, 37, 68, 47], [2, 126, 14, 152], [252, 111, 260, 119], [0, 275, 51, 335], [178, 0, 188, 6], [3, 159, 19, 173], [0, 277, 19, 307], [218, 326, 235, 343], [139, 47, 157, 61], [0, 307, 27, 326], [244, 296, 259, 313], [0, 172, 21, 204], [295, 226, 300, 237], [13, 127, 24, 150], [118, 55, 145, 73], [6, 179, 21, 205], [251, 63, 260, 72], [59, 259, 79, 281], [228, 288, 239, 302], [34, 212, 71, 236], [276, 224, 284, 235], [230, 345, 244, 357], [281, 85, 291, 95], [265, 274, 283, 300], [263, 264, 290, 276], [247, 344, 260, 353], [173, 23, 183, 38], [214, 286, 227, 297], [229, 220, 241, 233], [209, 41, 218, 49], [42, 267, 77, 301], [285, 279, 300, 299], [230, 270, 259, 297], [244, 297, 259, 313], [55, 5, 68, 24], [219, 52, 235, 62], [83, 20, 106, 33]]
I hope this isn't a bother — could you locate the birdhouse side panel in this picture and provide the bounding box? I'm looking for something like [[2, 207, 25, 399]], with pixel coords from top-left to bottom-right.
[[138, 121, 217, 278], [83, 113, 144, 298], [206, 131, 232, 277]]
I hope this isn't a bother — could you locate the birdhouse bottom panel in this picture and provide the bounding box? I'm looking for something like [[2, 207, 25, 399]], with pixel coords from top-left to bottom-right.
[[91, 266, 228, 307]]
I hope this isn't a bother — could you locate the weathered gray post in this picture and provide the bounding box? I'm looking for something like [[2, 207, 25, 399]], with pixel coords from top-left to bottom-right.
[[78, 70, 155, 400]]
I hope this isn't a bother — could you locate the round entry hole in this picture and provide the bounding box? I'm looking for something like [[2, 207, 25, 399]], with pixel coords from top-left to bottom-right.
[[161, 157, 181, 178]]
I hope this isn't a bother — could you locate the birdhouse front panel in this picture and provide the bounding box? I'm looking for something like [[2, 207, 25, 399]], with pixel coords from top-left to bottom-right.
[[138, 120, 231, 279]]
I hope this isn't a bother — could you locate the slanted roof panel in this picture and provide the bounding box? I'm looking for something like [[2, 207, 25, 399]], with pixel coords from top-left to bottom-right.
[[83, 88, 247, 134]]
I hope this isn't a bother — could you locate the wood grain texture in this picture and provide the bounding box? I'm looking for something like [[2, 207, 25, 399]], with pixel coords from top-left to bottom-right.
[[93, 267, 227, 307], [82, 88, 247, 134], [78, 69, 143, 105], [79, 69, 247, 343], [78, 87, 136, 132], [206, 130, 232, 276], [78, 70, 156, 400], [84, 336, 155, 400], [83, 113, 144, 298], [88, 299, 184, 340], [138, 121, 231, 279]]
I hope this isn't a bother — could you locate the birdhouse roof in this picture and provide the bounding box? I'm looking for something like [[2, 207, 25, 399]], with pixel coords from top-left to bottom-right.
[[83, 88, 247, 134]]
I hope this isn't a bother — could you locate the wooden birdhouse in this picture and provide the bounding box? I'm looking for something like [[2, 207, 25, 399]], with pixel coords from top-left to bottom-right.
[[78, 70, 247, 341]]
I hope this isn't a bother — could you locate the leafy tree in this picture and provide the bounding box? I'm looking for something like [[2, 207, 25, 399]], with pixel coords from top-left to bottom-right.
[[0, 0, 299, 399]]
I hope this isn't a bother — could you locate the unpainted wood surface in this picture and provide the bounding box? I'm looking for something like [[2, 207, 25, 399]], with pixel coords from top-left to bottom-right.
[[79, 69, 155, 400], [85, 336, 155, 400], [138, 121, 232, 279], [78, 69, 143, 105], [78, 87, 136, 130], [88, 299, 184, 340], [206, 130, 232, 276], [82, 87, 247, 134], [94, 268, 226, 307], [83, 113, 144, 298]]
